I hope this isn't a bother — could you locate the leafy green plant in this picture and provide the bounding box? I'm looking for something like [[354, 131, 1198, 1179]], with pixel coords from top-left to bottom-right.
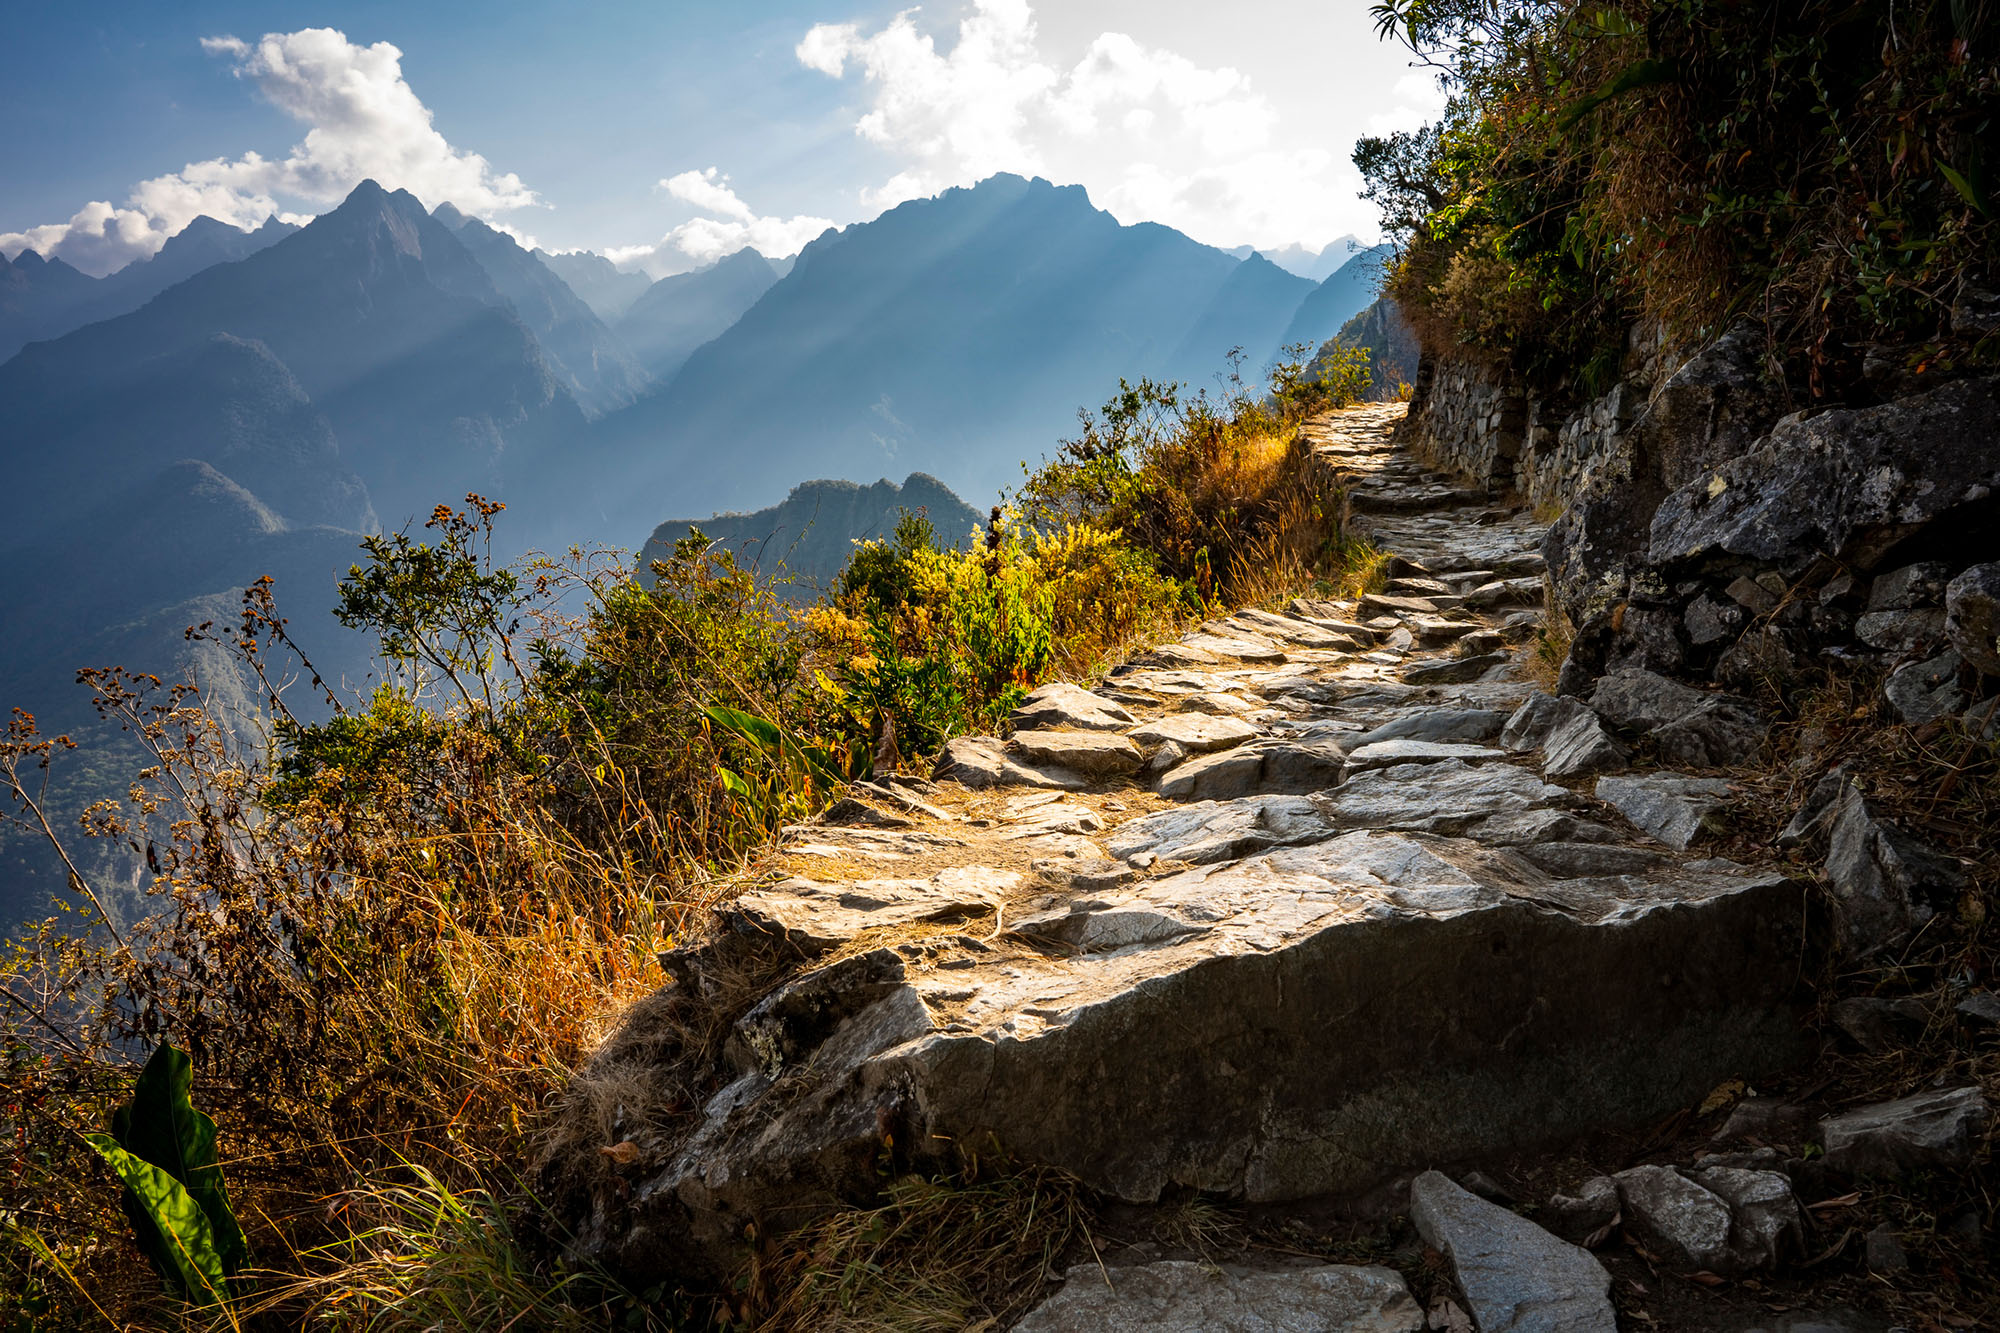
[[85, 1042, 245, 1304]]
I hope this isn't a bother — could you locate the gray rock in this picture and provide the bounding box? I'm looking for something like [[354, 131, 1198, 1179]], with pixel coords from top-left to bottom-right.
[[1945, 562, 2000, 675], [1823, 784, 1966, 955], [1829, 995, 1930, 1055], [1545, 1176, 1620, 1246], [1105, 795, 1330, 865], [1011, 681, 1137, 732], [1595, 773, 1733, 850], [1612, 1164, 1757, 1271], [1346, 739, 1511, 772], [1155, 740, 1346, 801], [1354, 708, 1509, 748], [1542, 708, 1630, 779], [1864, 1222, 1909, 1274], [1820, 1086, 1990, 1176], [1500, 692, 1570, 750], [934, 735, 1087, 790], [1590, 669, 1767, 768], [1012, 1260, 1422, 1333], [1856, 607, 1947, 654], [1956, 992, 2000, 1026], [1406, 653, 1512, 684], [1727, 575, 1781, 616], [1320, 760, 1577, 835], [1127, 713, 1260, 755], [1464, 577, 1545, 610], [1360, 592, 1447, 616], [1409, 1171, 1615, 1333], [1712, 1098, 1814, 1146], [1179, 631, 1288, 663], [1686, 1166, 1805, 1270], [1517, 842, 1668, 876], [1686, 596, 1745, 646], [1011, 729, 1145, 778], [1775, 768, 1851, 849], [1648, 376, 2000, 576], [725, 867, 1019, 955], [1867, 562, 1952, 613]]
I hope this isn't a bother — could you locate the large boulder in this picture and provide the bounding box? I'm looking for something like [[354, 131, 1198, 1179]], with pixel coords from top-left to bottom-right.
[[1648, 376, 2000, 575], [574, 830, 1807, 1281]]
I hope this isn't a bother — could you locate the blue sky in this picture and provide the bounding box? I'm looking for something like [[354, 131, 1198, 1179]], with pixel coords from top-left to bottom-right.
[[2, 1, 1444, 276]]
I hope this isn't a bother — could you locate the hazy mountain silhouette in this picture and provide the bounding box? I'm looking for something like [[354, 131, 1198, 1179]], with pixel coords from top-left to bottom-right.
[[580, 174, 1334, 545], [538, 248, 653, 321], [0, 216, 298, 363], [434, 203, 650, 416], [614, 249, 781, 382], [1252, 237, 1364, 282], [3, 180, 585, 541], [1277, 242, 1396, 351], [639, 472, 984, 599]]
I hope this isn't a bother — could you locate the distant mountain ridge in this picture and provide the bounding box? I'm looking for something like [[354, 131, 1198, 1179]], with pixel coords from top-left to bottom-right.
[[577, 175, 1387, 544], [639, 473, 985, 599], [614, 248, 781, 383], [434, 202, 651, 416], [0, 215, 298, 362]]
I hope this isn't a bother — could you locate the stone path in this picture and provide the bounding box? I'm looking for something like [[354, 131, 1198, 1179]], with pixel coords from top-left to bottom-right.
[[597, 404, 1813, 1316]]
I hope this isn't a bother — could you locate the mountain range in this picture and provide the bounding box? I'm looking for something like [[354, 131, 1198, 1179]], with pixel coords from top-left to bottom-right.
[[0, 172, 1390, 932], [639, 473, 985, 599]]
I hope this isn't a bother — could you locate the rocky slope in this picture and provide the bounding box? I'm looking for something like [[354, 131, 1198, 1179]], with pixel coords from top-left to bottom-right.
[[554, 402, 1991, 1326]]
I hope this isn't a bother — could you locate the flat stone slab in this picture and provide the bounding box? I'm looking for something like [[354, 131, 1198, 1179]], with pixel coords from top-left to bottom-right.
[[1410, 1171, 1614, 1333], [1011, 681, 1137, 732], [1821, 1087, 1989, 1176], [1014, 1261, 1421, 1333], [934, 735, 1087, 790], [1155, 740, 1347, 801], [1011, 729, 1145, 778], [1595, 773, 1732, 850], [1179, 632, 1288, 663], [1345, 739, 1510, 772], [1352, 708, 1508, 748], [725, 867, 1020, 953], [1127, 713, 1260, 754], [1405, 653, 1512, 685]]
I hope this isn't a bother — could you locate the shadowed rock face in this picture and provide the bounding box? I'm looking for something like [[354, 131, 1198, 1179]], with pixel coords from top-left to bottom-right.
[[563, 406, 1809, 1286]]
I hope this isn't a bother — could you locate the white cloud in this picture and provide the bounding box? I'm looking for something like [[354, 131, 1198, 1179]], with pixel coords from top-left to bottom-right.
[[1, 27, 537, 275], [796, 0, 1381, 251], [1365, 70, 1451, 136], [614, 169, 835, 277]]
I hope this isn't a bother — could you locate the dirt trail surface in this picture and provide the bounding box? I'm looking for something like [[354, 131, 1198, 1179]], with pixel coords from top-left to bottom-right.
[[579, 404, 1827, 1322]]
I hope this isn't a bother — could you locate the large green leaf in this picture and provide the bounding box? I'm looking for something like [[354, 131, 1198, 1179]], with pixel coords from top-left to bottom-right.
[[111, 1043, 249, 1274], [85, 1134, 230, 1303]]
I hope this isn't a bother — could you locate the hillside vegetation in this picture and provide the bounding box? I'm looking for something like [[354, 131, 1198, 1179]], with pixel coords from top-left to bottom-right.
[[0, 347, 1374, 1329], [1357, 0, 1996, 396]]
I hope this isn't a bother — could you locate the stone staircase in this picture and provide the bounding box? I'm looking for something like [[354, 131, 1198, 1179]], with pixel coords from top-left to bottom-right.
[[582, 403, 1811, 1307]]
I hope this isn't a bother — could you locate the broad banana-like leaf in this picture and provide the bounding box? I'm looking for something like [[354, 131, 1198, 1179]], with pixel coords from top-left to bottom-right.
[[85, 1134, 230, 1303], [111, 1043, 249, 1274]]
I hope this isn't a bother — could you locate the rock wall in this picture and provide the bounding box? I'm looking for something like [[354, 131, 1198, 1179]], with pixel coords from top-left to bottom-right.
[[1404, 322, 1682, 511], [1406, 321, 2000, 744]]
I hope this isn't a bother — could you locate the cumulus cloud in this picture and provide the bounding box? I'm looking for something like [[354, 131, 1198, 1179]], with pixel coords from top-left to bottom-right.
[[796, 0, 1378, 250], [613, 169, 835, 276], [1, 28, 537, 275]]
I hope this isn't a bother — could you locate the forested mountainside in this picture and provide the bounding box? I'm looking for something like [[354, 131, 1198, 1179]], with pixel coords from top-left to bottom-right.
[[639, 472, 986, 598]]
